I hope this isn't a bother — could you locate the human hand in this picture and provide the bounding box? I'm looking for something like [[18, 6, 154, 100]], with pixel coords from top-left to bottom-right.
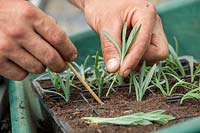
[[81, 0, 168, 77], [0, 0, 77, 80]]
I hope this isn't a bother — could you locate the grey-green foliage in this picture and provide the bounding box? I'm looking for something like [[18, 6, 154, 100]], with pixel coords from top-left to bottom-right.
[[94, 51, 105, 97], [60, 69, 74, 102], [189, 56, 200, 83], [167, 38, 185, 77], [82, 110, 175, 126], [130, 62, 157, 101], [72, 55, 91, 80], [47, 68, 74, 102], [103, 23, 141, 93], [103, 23, 141, 65], [47, 69, 61, 91], [153, 64, 198, 97], [89, 51, 115, 97], [180, 87, 200, 104], [152, 65, 170, 96]]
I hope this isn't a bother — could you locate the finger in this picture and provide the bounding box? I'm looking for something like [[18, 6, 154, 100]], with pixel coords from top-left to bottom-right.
[[0, 58, 28, 80], [120, 8, 156, 77], [134, 60, 159, 72], [142, 16, 168, 62], [6, 44, 45, 74], [21, 31, 66, 73], [146, 61, 160, 66], [100, 21, 122, 73], [32, 10, 78, 61]]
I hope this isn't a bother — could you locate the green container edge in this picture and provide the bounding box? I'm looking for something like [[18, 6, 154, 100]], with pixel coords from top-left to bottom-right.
[[9, 80, 36, 133], [9, 0, 200, 132]]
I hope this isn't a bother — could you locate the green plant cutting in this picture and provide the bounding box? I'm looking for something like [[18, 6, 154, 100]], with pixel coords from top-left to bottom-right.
[[72, 55, 91, 81], [188, 56, 200, 83], [47, 69, 61, 91], [153, 67, 198, 97], [93, 51, 105, 97], [167, 40, 185, 77], [103, 23, 141, 65], [59, 68, 74, 102], [130, 62, 157, 101], [44, 29, 200, 108], [45, 43, 200, 102], [46, 69, 75, 102], [180, 87, 200, 104], [88, 51, 113, 97], [82, 110, 175, 126], [103, 22, 141, 93], [41, 36, 200, 128]]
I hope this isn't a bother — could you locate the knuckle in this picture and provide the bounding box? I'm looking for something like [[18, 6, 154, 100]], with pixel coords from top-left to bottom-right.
[[54, 64, 65, 73], [49, 16, 57, 24], [156, 15, 162, 25], [146, 2, 157, 15], [45, 52, 58, 67], [52, 28, 66, 45], [0, 40, 12, 54], [64, 49, 76, 61], [15, 71, 28, 81], [33, 64, 45, 74], [7, 26, 26, 38], [20, 2, 36, 19], [159, 49, 168, 60], [139, 35, 150, 46]]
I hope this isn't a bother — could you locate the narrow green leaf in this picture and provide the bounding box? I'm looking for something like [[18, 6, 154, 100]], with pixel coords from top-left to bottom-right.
[[163, 66, 179, 77], [103, 30, 121, 56], [82, 110, 175, 126], [133, 73, 140, 101], [168, 44, 185, 76], [181, 87, 200, 104], [94, 51, 99, 79], [162, 71, 170, 96], [106, 75, 117, 97], [173, 37, 179, 55], [121, 22, 127, 64], [189, 56, 194, 82], [142, 64, 157, 94], [192, 65, 200, 82], [83, 55, 90, 69], [139, 62, 146, 87], [47, 69, 60, 91], [60, 69, 72, 102], [125, 25, 142, 55], [129, 73, 133, 94]]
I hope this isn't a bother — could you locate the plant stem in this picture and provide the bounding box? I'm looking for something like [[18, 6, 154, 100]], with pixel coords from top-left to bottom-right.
[[66, 62, 104, 105]]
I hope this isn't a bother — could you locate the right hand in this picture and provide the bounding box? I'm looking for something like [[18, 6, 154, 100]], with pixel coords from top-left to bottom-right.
[[0, 0, 77, 80], [82, 0, 168, 77]]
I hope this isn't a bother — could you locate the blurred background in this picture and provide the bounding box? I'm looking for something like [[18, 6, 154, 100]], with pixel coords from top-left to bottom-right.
[[31, 0, 171, 34]]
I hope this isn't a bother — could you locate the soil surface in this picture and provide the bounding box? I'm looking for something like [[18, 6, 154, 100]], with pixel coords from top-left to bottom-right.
[[38, 80, 200, 133], [36, 59, 200, 133]]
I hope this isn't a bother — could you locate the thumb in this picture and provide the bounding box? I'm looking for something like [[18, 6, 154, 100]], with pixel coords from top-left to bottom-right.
[[99, 22, 122, 73]]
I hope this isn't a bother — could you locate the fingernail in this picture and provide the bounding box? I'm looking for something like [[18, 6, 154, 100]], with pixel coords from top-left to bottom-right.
[[70, 54, 78, 61], [123, 69, 132, 77], [107, 58, 119, 71]]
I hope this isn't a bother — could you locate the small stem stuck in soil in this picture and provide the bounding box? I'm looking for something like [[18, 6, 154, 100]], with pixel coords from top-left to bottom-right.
[[66, 62, 104, 105], [80, 93, 99, 116]]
